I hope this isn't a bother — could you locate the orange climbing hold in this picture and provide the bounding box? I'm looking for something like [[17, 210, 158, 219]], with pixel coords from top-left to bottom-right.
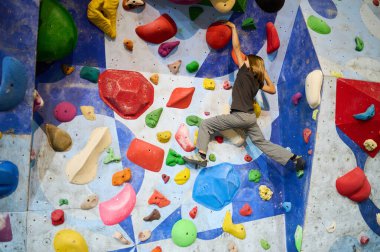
[[151, 246, 162, 252], [126, 138, 165, 172], [135, 14, 177, 44], [166, 87, 195, 109], [148, 190, 171, 208], [112, 168, 132, 186], [303, 128, 312, 143]]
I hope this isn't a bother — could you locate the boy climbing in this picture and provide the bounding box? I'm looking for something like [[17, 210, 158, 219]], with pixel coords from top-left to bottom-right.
[[183, 21, 306, 172]]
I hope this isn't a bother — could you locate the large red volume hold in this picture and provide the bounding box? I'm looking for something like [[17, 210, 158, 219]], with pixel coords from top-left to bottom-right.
[[206, 21, 232, 50], [135, 14, 177, 44], [336, 167, 371, 203], [266, 22, 280, 53], [127, 138, 165, 172]]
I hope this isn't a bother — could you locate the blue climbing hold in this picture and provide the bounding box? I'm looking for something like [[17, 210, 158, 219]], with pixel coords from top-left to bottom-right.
[[0, 161, 19, 199], [193, 163, 240, 211], [282, 202, 292, 212], [353, 104, 375, 121], [0, 57, 28, 111]]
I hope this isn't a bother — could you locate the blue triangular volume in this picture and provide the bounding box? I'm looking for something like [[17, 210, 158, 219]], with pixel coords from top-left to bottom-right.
[[195, 1, 277, 78], [119, 216, 136, 244], [197, 228, 223, 240], [138, 207, 182, 245]]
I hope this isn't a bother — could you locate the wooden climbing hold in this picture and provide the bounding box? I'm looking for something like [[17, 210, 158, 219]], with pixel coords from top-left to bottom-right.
[[112, 168, 131, 186], [112, 231, 130, 244], [148, 190, 171, 208], [138, 230, 151, 242], [61, 64, 75, 75], [168, 60, 182, 74], [45, 124, 72, 152], [150, 73, 159, 85], [143, 209, 161, 221], [122, 0, 145, 10], [228, 241, 238, 252], [51, 209, 64, 226], [80, 194, 99, 210], [123, 39, 133, 51]]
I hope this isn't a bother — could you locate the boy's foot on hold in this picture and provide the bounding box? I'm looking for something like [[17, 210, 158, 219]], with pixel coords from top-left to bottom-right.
[[294, 156, 306, 172], [183, 153, 208, 168]]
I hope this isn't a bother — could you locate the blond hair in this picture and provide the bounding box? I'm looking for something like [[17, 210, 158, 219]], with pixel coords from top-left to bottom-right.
[[247, 55, 265, 83]]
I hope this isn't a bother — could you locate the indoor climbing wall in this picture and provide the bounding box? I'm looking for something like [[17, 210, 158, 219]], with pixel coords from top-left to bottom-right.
[[0, 0, 379, 251]]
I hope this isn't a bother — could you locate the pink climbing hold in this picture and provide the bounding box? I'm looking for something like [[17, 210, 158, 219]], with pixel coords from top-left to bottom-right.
[[158, 41, 180, 57], [99, 183, 136, 225], [175, 123, 195, 152], [360, 236, 370, 245], [206, 21, 232, 50], [0, 214, 12, 242], [98, 69, 154, 120], [303, 128, 312, 144], [223, 80, 232, 90], [135, 14, 177, 44], [266, 22, 280, 54], [162, 174, 170, 183], [54, 101, 77, 122], [51, 209, 65, 226], [166, 87, 195, 109], [292, 92, 302, 105]]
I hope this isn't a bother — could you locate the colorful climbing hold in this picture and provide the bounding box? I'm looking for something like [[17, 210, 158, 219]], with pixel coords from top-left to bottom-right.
[[228, 241, 238, 252], [59, 198, 69, 206], [0, 213, 12, 242], [194, 129, 198, 145], [51, 209, 65, 226], [260, 239, 270, 250], [53, 229, 89, 252], [364, 139, 377, 151], [336, 167, 371, 202], [223, 80, 232, 90], [135, 14, 177, 44], [242, 18, 256, 30], [186, 115, 203, 127], [206, 21, 232, 50], [244, 154, 252, 162], [113, 231, 130, 244], [80, 66, 100, 83], [209, 0, 236, 13], [326, 221, 336, 233], [166, 87, 195, 109], [282, 202, 292, 212], [151, 246, 162, 252], [162, 174, 170, 183], [157, 131, 172, 143], [158, 41, 180, 57], [143, 209, 161, 222], [360, 235, 369, 245], [33, 89, 44, 112], [87, 0, 119, 38], [37, 0, 78, 62], [374, 0, 380, 6], [305, 69, 323, 109], [259, 185, 273, 201], [104, 148, 121, 164], [138, 230, 152, 242], [122, 0, 145, 10], [54, 101, 77, 123], [150, 73, 159, 85], [203, 78, 216, 90], [239, 203, 252, 216], [296, 170, 304, 178], [189, 206, 197, 219], [168, 60, 182, 74], [294, 225, 303, 252], [174, 167, 191, 185], [376, 213, 380, 226], [307, 15, 331, 34], [209, 153, 216, 162], [266, 22, 280, 54], [186, 61, 200, 73], [146, 107, 163, 128], [175, 123, 196, 152], [166, 149, 185, 166], [80, 195, 98, 210], [123, 39, 133, 51], [0, 161, 19, 199], [215, 136, 224, 143], [291, 92, 302, 105], [127, 138, 165, 172], [312, 109, 319, 120], [248, 169, 261, 182], [222, 210, 246, 239], [355, 36, 364, 51], [45, 124, 73, 152], [112, 168, 132, 186], [171, 219, 197, 247], [353, 104, 375, 120], [61, 64, 75, 75], [253, 101, 261, 118], [148, 190, 171, 208], [303, 128, 312, 144], [80, 106, 96, 121]]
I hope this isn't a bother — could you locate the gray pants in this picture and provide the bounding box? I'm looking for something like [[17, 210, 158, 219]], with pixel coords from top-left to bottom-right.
[[196, 112, 293, 166]]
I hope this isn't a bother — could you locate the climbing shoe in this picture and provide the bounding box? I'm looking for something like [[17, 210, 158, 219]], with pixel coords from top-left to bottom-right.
[[183, 153, 208, 168]]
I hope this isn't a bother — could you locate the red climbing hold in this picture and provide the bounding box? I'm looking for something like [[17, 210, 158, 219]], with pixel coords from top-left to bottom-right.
[[126, 138, 164, 172], [336, 167, 371, 202], [151, 246, 162, 252], [98, 69, 154, 119], [335, 78, 380, 158], [231, 50, 247, 66], [51, 209, 65, 226], [266, 22, 280, 54], [189, 206, 198, 219], [244, 154, 252, 162], [360, 236, 370, 245], [206, 21, 232, 50], [303, 128, 312, 144], [148, 190, 171, 208], [162, 174, 170, 183], [373, 0, 379, 7], [215, 136, 224, 143], [135, 14, 177, 44], [166, 87, 195, 109], [239, 203, 252, 216]]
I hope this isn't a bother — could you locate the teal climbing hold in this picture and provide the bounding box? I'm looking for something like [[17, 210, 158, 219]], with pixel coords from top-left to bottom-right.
[[186, 115, 203, 127], [166, 149, 185, 166], [242, 18, 256, 30], [209, 154, 216, 162], [307, 15, 331, 34], [353, 104, 375, 120], [80, 66, 100, 83], [248, 169, 261, 183], [0, 57, 28, 111], [171, 219, 197, 247], [145, 108, 163, 128], [189, 6, 203, 21], [355, 36, 364, 51], [103, 148, 121, 164]]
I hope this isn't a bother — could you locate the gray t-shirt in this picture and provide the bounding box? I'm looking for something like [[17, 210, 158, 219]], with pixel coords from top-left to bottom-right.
[[230, 64, 264, 113]]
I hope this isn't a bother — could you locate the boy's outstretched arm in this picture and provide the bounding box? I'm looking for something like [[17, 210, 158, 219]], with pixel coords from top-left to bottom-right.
[[262, 70, 276, 94], [224, 21, 244, 69]]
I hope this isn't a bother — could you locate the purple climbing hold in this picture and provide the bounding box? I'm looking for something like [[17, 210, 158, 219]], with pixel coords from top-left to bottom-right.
[[54, 101, 77, 122], [0, 213, 12, 242], [292, 92, 302, 105], [158, 41, 180, 57]]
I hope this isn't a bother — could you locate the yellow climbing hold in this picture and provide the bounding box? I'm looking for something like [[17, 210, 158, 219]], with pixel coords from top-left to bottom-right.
[[203, 78, 216, 90], [87, 0, 119, 39], [0, 131, 2, 140], [253, 100, 261, 118], [174, 167, 190, 185], [193, 129, 198, 145], [53, 229, 89, 252], [312, 109, 319, 120], [61, 64, 75, 75], [330, 70, 343, 78], [222, 210, 246, 239], [80, 106, 96, 121], [157, 131, 171, 143], [259, 185, 273, 201]]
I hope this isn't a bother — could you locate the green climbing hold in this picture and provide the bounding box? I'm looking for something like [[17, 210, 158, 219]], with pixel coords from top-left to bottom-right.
[[355, 36, 364, 51], [294, 225, 303, 252], [103, 148, 121, 164], [307, 15, 331, 35], [296, 170, 304, 178], [186, 61, 200, 73], [209, 153, 216, 162], [248, 169, 261, 183], [80, 66, 100, 83], [171, 219, 197, 247], [189, 6, 204, 21], [186, 115, 203, 127], [260, 239, 270, 250], [59, 198, 69, 206], [145, 108, 163, 128], [242, 18, 256, 30], [166, 149, 185, 166], [37, 0, 78, 62]]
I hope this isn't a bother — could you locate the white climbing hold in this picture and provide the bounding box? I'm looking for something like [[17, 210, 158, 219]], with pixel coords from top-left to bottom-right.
[[228, 241, 238, 252], [305, 69, 323, 109], [113, 231, 131, 244], [376, 213, 380, 226], [364, 139, 377, 151], [326, 221, 336, 233]]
